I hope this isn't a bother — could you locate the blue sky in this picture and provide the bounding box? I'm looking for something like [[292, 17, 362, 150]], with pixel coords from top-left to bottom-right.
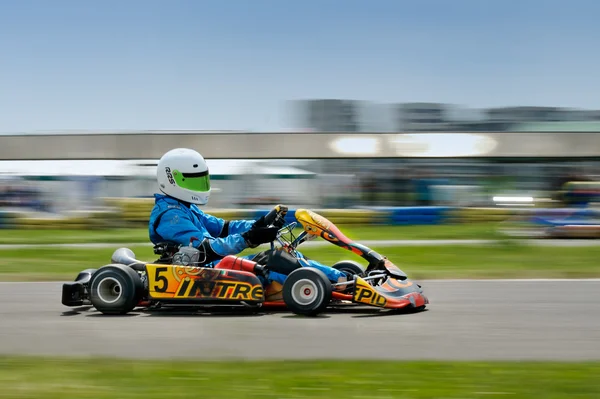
[[0, 0, 599, 132]]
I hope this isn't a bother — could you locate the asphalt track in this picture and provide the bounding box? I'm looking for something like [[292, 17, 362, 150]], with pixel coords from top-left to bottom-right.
[[1, 280, 599, 360]]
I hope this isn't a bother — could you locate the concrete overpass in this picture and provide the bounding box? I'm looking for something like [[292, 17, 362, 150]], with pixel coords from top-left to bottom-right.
[[1, 131, 600, 160]]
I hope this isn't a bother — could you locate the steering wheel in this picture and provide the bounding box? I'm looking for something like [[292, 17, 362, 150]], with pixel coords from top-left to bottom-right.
[[263, 204, 288, 228], [261, 205, 289, 249]]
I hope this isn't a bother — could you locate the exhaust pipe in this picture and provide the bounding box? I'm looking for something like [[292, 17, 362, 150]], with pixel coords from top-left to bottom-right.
[[111, 248, 142, 266]]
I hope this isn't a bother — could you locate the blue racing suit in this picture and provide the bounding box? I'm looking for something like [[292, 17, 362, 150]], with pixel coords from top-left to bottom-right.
[[148, 194, 345, 285]]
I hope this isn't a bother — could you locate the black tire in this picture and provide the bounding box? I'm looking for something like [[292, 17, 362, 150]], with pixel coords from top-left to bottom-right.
[[88, 264, 144, 315], [75, 268, 97, 284], [282, 268, 332, 316], [332, 260, 365, 277]]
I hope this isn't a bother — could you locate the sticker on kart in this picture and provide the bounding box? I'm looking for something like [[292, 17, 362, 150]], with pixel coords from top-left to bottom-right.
[[353, 276, 388, 307], [146, 264, 264, 300]]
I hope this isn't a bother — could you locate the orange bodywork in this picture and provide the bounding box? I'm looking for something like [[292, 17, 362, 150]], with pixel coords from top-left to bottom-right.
[[295, 209, 355, 246], [145, 259, 264, 301], [136, 207, 428, 311], [352, 276, 426, 309]]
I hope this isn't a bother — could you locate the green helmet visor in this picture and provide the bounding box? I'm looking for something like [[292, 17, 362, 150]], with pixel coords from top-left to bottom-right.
[[173, 169, 210, 192]]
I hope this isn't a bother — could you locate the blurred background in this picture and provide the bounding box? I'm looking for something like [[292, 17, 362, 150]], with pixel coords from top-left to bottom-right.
[[2, 108, 600, 236], [2, 1, 600, 397], [0, 0, 599, 237]]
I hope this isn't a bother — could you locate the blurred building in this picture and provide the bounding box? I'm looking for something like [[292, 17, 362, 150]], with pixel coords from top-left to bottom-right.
[[289, 99, 600, 133], [359, 102, 396, 132], [395, 102, 451, 131], [513, 121, 600, 132], [291, 99, 360, 132], [576, 110, 600, 121], [485, 106, 569, 123]]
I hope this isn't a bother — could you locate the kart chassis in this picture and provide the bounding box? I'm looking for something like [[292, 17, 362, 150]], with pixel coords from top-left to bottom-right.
[[62, 209, 428, 316]]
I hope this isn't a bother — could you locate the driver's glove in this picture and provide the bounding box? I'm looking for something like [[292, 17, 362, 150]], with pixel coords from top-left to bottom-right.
[[252, 215, 268, 229], [271, 215, 286, 229], [242, 226, 280, 248], [252, 210, 287, 229]]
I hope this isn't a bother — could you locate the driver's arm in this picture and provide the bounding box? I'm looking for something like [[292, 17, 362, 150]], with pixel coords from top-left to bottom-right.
[[155, 209, 249, 257], [201, 212, 255, 238], [202, 204, 289, 240]]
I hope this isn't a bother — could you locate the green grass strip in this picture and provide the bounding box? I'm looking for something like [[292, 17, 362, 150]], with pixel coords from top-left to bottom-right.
[[2, 242, 600, 281], [0, 356, 598, 398], [0, 223, 505, 244]]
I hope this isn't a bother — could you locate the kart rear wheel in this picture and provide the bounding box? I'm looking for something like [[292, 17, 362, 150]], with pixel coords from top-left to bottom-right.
[[74, 268, 97, 284], [282, 268, 332, 317], [88, 264, 144, 315]]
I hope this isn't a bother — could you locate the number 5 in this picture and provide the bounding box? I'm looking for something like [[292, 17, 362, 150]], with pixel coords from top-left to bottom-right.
[[154, 267, 169, 292]]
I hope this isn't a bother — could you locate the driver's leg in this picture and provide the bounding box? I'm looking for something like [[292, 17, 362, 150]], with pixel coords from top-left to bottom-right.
[[244, 250, 347, 289], [240, 253, 287, 301], [240, 253, 287, 285], [294, 253, 348, 289]]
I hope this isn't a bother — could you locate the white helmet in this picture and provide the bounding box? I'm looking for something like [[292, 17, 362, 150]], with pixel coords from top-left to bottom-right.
[[156, 148, 211, 205]]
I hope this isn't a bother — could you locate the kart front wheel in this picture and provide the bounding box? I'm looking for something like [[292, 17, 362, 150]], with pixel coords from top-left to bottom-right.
[[332, 260, 364, 277], [88, 264, 144, 315], [282, 268, 332, 317]]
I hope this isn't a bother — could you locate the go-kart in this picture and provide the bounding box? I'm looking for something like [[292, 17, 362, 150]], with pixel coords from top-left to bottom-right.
[[61, 207, 428, 316]]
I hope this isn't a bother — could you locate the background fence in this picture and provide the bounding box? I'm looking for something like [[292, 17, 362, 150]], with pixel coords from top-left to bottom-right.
[[2, 197, 599, 231]]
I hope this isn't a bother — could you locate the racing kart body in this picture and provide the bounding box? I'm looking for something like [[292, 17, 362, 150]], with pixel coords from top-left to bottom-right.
[[62, 207, 428, 316]]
